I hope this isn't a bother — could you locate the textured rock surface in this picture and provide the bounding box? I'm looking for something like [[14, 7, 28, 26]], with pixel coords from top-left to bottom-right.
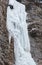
[[0, 0, 42, 65], [23, 1, 42, 65]]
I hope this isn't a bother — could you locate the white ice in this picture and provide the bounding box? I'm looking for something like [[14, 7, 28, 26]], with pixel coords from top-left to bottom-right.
[[6, 0, 37, 65]]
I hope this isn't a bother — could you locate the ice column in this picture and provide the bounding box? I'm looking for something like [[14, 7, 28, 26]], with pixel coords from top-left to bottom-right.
[[6, 0, 36, 65]]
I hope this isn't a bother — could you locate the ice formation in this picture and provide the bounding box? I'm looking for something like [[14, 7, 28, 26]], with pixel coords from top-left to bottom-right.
[[6, 0, 36, 65]]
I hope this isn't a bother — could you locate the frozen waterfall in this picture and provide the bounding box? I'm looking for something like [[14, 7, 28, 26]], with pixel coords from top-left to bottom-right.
[[6, 0, 36, 65]]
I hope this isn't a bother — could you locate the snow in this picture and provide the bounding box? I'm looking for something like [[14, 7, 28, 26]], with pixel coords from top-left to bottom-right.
[[6, 0, 36, 65]]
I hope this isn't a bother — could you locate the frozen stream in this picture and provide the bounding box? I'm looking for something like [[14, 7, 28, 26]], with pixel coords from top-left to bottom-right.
[[6, 0, 36, 65]]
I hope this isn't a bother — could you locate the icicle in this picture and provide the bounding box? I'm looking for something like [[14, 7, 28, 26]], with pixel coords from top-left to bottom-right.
[[6, 0, 37, 65]]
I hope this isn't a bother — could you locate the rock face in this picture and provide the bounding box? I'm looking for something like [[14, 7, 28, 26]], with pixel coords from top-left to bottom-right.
[[23, 1, 42, 65], [0, 0, 42, 65]]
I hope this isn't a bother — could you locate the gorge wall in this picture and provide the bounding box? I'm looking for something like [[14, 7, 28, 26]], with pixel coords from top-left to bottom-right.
[[0, 0, 42, 65]]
